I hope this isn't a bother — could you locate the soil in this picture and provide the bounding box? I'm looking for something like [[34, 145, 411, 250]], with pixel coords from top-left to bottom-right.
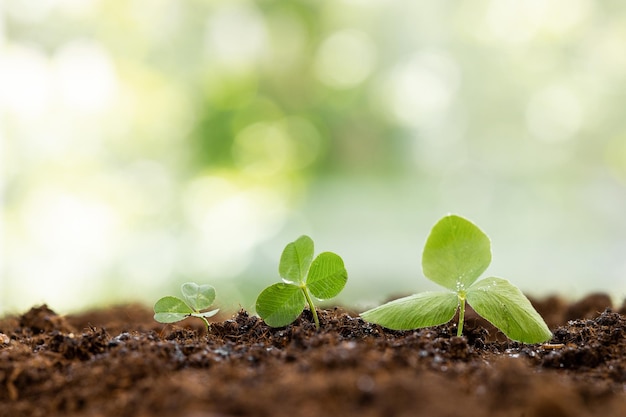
[[1, 294, 625, 417]]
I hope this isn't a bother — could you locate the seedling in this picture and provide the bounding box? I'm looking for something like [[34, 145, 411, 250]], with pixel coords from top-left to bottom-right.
[[361, 214, 552, 344], [256, 235, 348, 329], [153, 282, 219, 329]]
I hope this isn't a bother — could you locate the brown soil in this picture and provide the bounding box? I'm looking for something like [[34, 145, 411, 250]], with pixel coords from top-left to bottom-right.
[[1, 294, 625, 417]]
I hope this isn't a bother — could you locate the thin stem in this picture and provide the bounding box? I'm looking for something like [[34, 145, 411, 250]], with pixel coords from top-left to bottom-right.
[[457, 295, 466, 337], [192, 313, 211, 331], [200, 316, 210, 330], [301, 286, 320, 330]]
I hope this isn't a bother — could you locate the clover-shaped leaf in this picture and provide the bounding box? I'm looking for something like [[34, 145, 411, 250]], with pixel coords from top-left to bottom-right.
[[307, 252, 348, 300], [153, 296, 194, 324], [181, 282, 216, 311], [154, 282, 219, 330], [256, 235, 348, 329], [255, 283, 306, 328], [279, 235, 314, 284]]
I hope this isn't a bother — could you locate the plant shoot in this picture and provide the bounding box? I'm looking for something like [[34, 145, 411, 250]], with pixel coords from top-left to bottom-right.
[[256, 235, 348, 329], [154, 282, 219, 330], [361, 215, 552, 344]]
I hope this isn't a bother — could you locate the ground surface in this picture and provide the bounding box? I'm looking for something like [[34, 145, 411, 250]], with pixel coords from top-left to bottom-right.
[[1, 294, 625, 417]]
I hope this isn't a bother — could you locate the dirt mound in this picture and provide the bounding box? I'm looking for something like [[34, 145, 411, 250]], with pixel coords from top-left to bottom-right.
[[0, 294, 625, 417]]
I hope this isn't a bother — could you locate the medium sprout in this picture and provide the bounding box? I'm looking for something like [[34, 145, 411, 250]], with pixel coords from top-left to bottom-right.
[[361, 215, 552, 344]]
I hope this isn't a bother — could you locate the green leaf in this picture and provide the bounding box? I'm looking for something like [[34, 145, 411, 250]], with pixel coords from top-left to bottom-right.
[[256, 283, 306, 327], [466, 277, 552, 343], [306, 252, 348, 300], [192, 309, 220, 319], [181, 282, 216, 311], [361, 292, 458, 330], [153, 296, 194, 323], [422, 214, 491, 290], [279, 235, 314, 284]]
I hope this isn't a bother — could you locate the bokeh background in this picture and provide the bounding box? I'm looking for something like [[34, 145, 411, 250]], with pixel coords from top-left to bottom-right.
[[2, 0, 626, 315]]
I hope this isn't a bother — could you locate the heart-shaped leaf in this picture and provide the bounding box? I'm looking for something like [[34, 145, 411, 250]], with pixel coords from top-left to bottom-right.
[[256, 283, 306, 327], [153, 296, 193, 323], [181, 282, 216, 311], [279, 235, 314, 284], [361, 291, 458, 330], [422, 215, 491, 290], [466, 277, 552, 343], [306, 252, 348, 300]]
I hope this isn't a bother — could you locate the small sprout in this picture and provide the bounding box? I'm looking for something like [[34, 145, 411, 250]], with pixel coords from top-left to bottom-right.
[[256, 235, 348, 329], [361, 214, 552, 344], [153, 282, 219, 330]]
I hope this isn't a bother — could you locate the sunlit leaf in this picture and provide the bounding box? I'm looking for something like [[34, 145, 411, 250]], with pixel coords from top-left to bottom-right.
[[153, 296, 193, 323], [307, 252, 348, 300], [422, 214, 491, 290], [258, 236, 348, 329], [361, 292, 458, 330], [279, 235, 314, 284], [181, 282, 216, 311], [466, 277, 552, 343], [256, 283, 306, 327]]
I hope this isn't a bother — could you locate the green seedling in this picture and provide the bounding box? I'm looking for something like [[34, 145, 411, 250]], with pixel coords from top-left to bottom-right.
[[256, 235, 348, 329], [361, 214, 552, 344], [153, 282, 219, 329]]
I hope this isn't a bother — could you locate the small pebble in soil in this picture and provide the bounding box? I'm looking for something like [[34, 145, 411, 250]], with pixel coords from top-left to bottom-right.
[[356, 375, 376, 393]]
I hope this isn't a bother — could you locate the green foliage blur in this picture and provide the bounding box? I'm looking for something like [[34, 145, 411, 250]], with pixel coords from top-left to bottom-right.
[[2, 0, 626, 314]]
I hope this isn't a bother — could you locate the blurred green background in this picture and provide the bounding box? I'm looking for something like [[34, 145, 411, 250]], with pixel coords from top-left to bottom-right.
[[2, 0, 626, 315]]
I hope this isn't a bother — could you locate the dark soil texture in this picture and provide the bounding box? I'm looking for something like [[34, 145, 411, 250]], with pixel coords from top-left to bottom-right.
[[1, 294, 626, 417]]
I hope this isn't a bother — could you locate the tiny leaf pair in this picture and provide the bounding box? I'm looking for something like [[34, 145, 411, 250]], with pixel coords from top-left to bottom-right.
[[361, 215, 552, 344], [153, 282, 219, 329], [256, 235, 348, 329]]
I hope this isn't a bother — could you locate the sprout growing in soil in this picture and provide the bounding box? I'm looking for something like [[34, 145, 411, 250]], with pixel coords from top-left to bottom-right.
[[153, 282, 219, 329], [361, 214, 552, 344], [256, 235, 348, 329]]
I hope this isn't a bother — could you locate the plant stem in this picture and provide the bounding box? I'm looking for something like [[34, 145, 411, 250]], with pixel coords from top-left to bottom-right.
[[301, 287, 320, 330], [201, 317, 210, 330], [457, 295, 466, 337]]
